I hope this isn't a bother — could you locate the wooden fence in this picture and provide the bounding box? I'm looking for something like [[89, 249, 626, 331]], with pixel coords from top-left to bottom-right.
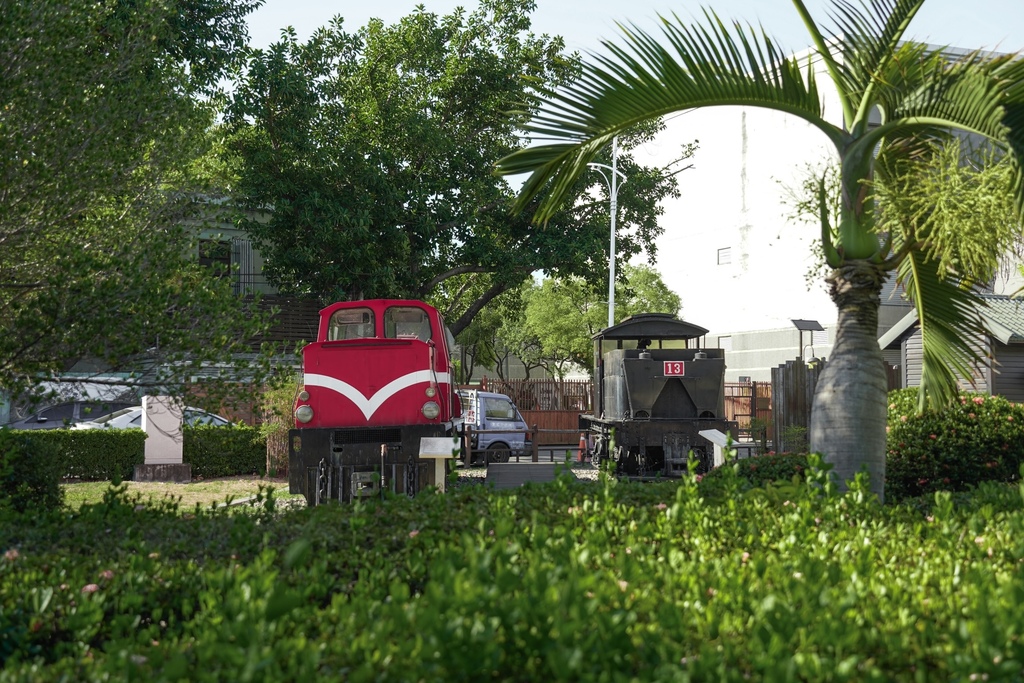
[[724, 381, 773, 441], [480, 377, 593, 412], [771, 358, 824, 453], [519, 410, 584, 445]]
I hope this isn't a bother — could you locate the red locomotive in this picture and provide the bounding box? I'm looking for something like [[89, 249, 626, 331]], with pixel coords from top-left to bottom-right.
[[288, 299, 462, 504]]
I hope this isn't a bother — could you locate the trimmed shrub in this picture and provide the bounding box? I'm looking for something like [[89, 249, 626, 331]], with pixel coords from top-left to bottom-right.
[[11, 429, 145, 481], [886, 387, 1024, 501], [0, 428, 64, 513], [13, 426, 266, 482], [184, 424, 266, 478], [701, 452, 809, 490]]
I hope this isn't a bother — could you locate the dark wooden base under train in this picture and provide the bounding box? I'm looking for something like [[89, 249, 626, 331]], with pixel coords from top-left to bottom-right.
[[582, 415, 736, 478], [288, 425, 449, 505]]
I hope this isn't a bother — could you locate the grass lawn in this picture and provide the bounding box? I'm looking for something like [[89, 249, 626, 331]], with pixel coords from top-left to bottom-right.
[[61, 474, 303, 510]]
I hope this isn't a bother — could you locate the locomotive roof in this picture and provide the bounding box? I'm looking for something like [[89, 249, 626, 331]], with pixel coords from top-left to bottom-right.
[[593, 313, 709, 341]]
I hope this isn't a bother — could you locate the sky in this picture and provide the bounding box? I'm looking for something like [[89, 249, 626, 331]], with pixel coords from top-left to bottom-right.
[[247, 0, 1023, 56]]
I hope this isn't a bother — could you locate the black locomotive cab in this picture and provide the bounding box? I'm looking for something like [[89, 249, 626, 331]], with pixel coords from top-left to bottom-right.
[[584, 313, 735, 478]]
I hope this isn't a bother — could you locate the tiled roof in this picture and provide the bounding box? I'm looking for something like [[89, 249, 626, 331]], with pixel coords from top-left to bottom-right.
[[878, 294, 1024, 348], [979, 295, 1024, 344]]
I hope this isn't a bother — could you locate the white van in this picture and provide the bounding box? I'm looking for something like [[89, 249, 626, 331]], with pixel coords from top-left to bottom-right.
[[458, 389, 530, 463]]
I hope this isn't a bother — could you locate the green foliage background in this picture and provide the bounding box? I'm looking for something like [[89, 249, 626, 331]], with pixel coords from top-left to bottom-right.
[[5, 464, 1024, 680], [0, 0, 274, 407]]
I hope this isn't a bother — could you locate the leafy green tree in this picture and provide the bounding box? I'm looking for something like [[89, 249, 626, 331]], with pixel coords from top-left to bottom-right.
[[500, 265, 681, 378], [225, 0, 689, 335], [449, 288, 524, 383], [497, 0, 1024, 501], [0, 0, 274, 407]]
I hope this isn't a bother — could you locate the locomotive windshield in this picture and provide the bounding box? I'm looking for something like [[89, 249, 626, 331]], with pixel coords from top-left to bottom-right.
[[328, 308, 374, 340], [385, 306, 433, 341]]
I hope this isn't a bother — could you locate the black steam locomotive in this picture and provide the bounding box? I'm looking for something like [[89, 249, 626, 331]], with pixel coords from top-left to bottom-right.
[[583, 313, 735, 477]]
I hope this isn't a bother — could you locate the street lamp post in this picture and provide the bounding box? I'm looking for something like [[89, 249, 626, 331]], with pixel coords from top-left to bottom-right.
[[588, 137, 628, 329]]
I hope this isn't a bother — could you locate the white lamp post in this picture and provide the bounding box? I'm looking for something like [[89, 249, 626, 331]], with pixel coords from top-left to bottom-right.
[[588, 137, 628, 329]]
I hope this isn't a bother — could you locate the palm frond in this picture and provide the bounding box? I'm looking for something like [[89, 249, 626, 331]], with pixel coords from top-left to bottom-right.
[[823, 0, 927, 118], [497, 8, 833, 222], [896, 250, 990, 411]]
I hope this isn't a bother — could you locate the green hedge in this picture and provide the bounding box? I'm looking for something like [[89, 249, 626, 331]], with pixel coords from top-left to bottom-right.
[[701, 451, 809, 491], [8, 426, 266, 482], [183, 425, 265, 479], [5, 463, 1024, 680], [0, 429, 64, 513], [17, 429, 146, 481]]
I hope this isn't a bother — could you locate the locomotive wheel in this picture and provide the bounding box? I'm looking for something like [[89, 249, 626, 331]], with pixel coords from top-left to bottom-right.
[[486, 443, 510, 464]]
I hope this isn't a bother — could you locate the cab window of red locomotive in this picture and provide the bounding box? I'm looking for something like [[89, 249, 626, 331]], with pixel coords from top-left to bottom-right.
[[385, 307, 432, 341], [328, 308, 375, 340]]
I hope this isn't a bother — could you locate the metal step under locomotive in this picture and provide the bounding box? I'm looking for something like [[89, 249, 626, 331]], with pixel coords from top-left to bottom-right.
[[583, 313, 737, 478]]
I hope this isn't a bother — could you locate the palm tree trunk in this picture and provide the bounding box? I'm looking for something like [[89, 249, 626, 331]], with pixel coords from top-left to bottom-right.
[[809, 260, 888, 502]]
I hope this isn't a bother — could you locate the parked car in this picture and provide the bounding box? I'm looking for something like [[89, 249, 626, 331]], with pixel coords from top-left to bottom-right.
[[4, 400, 138, 430], [458, 389, 530, 463], [72, 406, 231, 430]]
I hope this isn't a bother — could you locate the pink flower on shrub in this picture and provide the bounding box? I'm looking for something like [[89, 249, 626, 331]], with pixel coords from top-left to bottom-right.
[[655, 503, 667, 510], [100, 570, 114, 581], [973, 396, 985, 405], [929, 434, 937, 440], [4, 549, 19, 562], [1008, 416, 1014, 422], [81, 584, 99, 594], [408, 530, 420, 538], [969, 413, 976, 419], [900, 415, 908, 422]]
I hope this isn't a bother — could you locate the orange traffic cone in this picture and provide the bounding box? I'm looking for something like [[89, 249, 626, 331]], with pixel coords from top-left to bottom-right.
[[578, 433, 588, 463]]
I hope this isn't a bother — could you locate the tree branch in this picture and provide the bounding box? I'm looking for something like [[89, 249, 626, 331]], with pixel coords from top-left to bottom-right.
[[448, 280, 512, 337]]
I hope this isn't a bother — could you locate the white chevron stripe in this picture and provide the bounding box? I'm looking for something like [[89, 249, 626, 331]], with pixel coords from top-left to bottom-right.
[[304, 371, 451, 421]]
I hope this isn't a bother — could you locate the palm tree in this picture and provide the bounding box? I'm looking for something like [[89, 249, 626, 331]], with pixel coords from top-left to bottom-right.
[[497, 0, 1024, 501]]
